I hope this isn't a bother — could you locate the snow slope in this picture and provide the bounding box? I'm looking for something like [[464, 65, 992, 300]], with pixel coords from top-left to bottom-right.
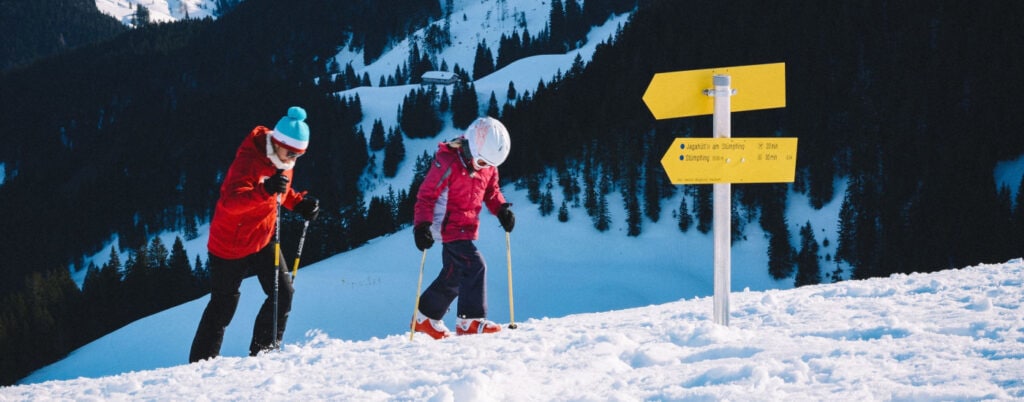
[[95, 0, 219, 25], [7, 260, 1023, 400]]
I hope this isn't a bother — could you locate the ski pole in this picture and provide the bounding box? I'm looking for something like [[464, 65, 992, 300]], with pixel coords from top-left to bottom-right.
[[506, 231, 517, 329], [291, 220, 310, 280], [409, 249, 428, 341], [272, 170, 283, 351]]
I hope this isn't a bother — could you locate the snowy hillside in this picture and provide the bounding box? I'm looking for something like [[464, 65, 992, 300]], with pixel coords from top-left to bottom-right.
[[7, 260, 1023, 399], [342, 3, 630, 201], [95, 0, 220, 25]]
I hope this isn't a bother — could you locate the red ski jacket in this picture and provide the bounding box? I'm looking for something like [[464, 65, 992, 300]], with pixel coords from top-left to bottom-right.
[[208, 126, 306, 260], [415, 140, 507, 242]]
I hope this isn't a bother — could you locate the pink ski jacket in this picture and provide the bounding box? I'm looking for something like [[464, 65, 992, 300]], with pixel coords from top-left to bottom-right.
[[414, 140, 507, 242]]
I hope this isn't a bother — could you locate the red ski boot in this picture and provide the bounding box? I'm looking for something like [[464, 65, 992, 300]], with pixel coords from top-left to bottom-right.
[[414, 316, 452, 339], [456, 318, 502, 336]]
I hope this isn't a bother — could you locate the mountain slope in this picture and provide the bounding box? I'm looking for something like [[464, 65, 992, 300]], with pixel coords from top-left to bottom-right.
[[0, 0, 126, 71]]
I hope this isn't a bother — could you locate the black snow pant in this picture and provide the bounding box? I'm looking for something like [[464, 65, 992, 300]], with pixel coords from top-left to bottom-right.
[[189, 242, 294, 363], [418, 240, 488, 320]]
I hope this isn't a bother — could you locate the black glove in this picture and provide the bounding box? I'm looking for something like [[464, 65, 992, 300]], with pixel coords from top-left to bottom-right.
[[295, 196, 320, 221], [264, 172, 289, 195], [497, 203, 515, 233], [414, 222, 434, 251]]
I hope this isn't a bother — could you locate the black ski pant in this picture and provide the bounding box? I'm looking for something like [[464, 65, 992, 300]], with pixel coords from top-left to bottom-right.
[[418, 240, 488, 320], [189, 243, 293, 363]]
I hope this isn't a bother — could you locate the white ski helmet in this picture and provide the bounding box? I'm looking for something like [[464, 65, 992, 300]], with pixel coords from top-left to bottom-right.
[[465, 116, 511, 168]]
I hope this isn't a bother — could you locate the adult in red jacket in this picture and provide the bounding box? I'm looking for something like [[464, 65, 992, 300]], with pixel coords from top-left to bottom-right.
[[412, 117, 516, 339], [190, 107, 320, 362]]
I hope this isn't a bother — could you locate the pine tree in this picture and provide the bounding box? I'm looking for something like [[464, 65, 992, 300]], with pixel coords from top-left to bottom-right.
[[383, 127, 406, 177], [472, 41, 495, 80], [146, 237, 172, 307], [439, 87, 450, 113], [643, 156, 662, 223], [344, 63, 358, 89], [763, 185, 794, 280], [560, 168, 581, 207], [168, 237, 193, 297], [486, 91, 500, 118], [695, 185, 712, 234], [526, 174, 542, 204], [147, 237, 169, 271], [369, 119, 386, 151], [564, 0, 585, 48], [507, 81, 517, 102], [795, 221, 822, 287], [451, 81, 479, 129], [677, 195, 692, 232], [408, 42, 423, 84], [399, 151, 434, 224], [594, 175, 611, 231], [548, 0, 566, 51], [828, 264, 844, 283], [625, 186, 642, 236], [583, 164, 598, 216], [122, 244, 149, 316], [400, 87, 442, 138], [193, 254, 209, 290], [365, 195, 397, 239], [767, 227, 795, 280], [623, 161, 642, 236], [558, 200, 569, 222], [835, 179, 858, 266], [98, 247, 124, 317], [539, 184, 555, 216]]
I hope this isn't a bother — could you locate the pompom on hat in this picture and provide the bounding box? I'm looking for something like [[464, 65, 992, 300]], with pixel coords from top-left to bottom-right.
[[271, 106, 310, 152]]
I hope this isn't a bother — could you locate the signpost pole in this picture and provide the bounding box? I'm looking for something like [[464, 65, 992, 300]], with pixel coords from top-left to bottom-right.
[[644, 62, 789, 327], [712, 75, 731, 326]]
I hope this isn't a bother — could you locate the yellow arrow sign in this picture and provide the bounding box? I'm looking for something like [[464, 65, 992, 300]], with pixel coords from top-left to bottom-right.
[[660, 138, 798, 184], [643, 63, 786, 120]]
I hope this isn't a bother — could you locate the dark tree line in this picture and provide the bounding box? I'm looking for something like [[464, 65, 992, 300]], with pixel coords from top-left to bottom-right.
[[0, 236, 209, 385], [0, 0, 127, 71]]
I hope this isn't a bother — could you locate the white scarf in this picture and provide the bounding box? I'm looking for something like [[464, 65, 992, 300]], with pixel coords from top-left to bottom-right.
[[266, 133, 296, 171]]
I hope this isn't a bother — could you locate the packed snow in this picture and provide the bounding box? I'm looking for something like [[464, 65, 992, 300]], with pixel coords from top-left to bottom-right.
[[6, 256, 1024, 399]]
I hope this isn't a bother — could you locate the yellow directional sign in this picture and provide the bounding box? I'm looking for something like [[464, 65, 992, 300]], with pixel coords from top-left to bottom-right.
[[643, 63, 786, 120], [660, 138, 798, 184]]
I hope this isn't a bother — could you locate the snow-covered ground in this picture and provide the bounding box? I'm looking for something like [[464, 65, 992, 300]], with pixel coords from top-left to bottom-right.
[[7, 258, 1023, 400]]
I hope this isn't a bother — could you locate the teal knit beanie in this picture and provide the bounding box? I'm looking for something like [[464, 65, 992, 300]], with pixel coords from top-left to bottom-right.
[[271, 106, 310, 152]]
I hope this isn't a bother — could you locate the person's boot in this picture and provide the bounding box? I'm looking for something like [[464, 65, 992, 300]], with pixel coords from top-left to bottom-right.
[[414, 316, 452, 339], [455, 317, 501, 335]]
